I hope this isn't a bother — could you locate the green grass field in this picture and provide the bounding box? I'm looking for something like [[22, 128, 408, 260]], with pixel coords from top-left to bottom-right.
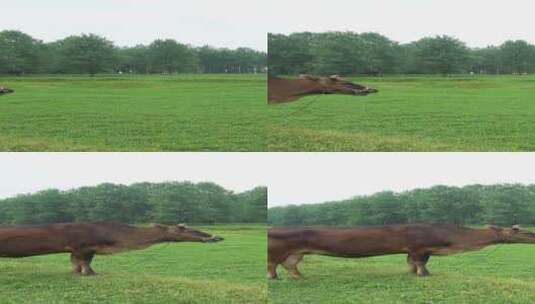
[[0, 74, 266, 151], [0, 225, 266, 304], [269, 244, 535, 304], [2, 74, 534, 151], [267, 75, 535, 151]]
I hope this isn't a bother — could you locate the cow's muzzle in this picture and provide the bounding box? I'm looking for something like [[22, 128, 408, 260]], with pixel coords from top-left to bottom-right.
[[353, 87, 378, 95], [203, 236, 224, 243]]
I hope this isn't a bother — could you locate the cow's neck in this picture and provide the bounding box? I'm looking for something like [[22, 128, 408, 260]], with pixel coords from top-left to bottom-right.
[[450, 228, 503, 249], [268, 78, 325, 104], [288, 79, 325, 99], [123, 227, 171, 249]]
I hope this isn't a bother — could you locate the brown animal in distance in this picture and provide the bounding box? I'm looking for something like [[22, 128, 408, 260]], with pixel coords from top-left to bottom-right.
[[268, 75, 378, 104], [268, 224, 535, 279], [0, 222, 223, 275]]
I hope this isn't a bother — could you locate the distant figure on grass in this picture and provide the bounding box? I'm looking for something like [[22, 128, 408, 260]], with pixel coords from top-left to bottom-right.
[[268, 224, 535, 279], [0, 222, 223, 275], [268, 75, 378, 104], [0, 86, 14, 95]]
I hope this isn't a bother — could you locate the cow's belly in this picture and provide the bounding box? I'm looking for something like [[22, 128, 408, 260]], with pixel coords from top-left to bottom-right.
[[302, 246, 406, 258]]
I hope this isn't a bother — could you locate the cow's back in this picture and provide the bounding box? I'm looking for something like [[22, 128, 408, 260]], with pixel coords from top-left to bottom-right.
[[0, 222, 123, 257]]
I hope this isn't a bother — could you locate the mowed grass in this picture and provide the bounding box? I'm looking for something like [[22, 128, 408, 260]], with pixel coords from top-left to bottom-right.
[[267, 75, 535, 151], [0, 225, 266, 304], [269, 244, 535, 304], [3, 74, 534, 151], [0, 74, 266, 151]]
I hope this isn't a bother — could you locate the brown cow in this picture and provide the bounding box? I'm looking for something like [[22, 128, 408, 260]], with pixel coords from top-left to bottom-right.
[[0, 222, 223, 275], [268, 224, 535, 279], [268, 75, 378, 104], [0, 86, 14, 95]]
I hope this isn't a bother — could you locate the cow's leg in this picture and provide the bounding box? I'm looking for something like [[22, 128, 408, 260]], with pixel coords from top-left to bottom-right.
[[72, 252, 96, 276], [409, 252, 431, 277], [281, 254, 304, 279], [267, 261, 279, 280], [70, 253, 82, 274], [406, 255, 417, 274]]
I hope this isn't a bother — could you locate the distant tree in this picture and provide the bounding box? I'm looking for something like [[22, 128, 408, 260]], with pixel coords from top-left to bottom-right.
[[0, 182, 265, 225], [413, 35, 470, 75], [359, 33, 400, 74], [0, 30, 44, 75], [116, 45, 150, 74], [268, 32, 315, 75], [482, 184, 532, 225], [470, 46, 502, 74], [268, 183, 535, 227], [309, 32, 366, 75], [58, 34, 116, 75], [148, 39, 198, 73], [500, 40, 535, 74], [233, 186, 267, 222]]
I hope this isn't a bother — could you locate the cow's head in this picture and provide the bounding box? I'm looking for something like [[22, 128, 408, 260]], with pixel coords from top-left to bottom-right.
[[488, 225, 535, 243], [299, 75, 378, 96], [151, 223, 224, 243]]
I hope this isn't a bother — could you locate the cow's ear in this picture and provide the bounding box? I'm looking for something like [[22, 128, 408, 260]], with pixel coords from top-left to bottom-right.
[[299, 74, 319, 81]]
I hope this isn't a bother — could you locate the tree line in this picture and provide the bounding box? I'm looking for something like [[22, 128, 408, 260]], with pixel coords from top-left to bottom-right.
[[0, 30, 266, 76], [268, 184, 535, 227], [268, 32, 535, 76], [0, 182, 266, 225]]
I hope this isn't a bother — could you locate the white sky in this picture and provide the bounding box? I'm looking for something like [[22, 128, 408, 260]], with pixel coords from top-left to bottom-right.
[[2, 0, 535, 52], [2, 153, 535, 208], [0, 153, 267, 199], [267, 153, 535, 207]]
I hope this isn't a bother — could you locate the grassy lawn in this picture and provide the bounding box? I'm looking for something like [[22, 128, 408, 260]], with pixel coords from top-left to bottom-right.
[[269, 244, 535, 304], [0, 225, 267, 304], [267, 75, 535, 151], [2, 74, 534, 151], [0, 74, 266, 151]]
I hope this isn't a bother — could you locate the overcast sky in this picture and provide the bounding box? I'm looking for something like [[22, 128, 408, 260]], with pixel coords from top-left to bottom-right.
[[2, 0, 535, 52], [3, 153, 535, 208], [0, 153, 267, 199], [267, 153, 535, 207]]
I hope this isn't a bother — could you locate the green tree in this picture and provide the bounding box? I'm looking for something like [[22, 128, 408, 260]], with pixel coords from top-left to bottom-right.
[[148, 39, 198, 73], [116, 45, 150, 74], [500, 40, 535, 74], [483, 184, 531, 225], [413, 35, 470, 75], [268, 32, 315, 75], [58, 34, 116, 75], [0, 30, 44, 75]]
